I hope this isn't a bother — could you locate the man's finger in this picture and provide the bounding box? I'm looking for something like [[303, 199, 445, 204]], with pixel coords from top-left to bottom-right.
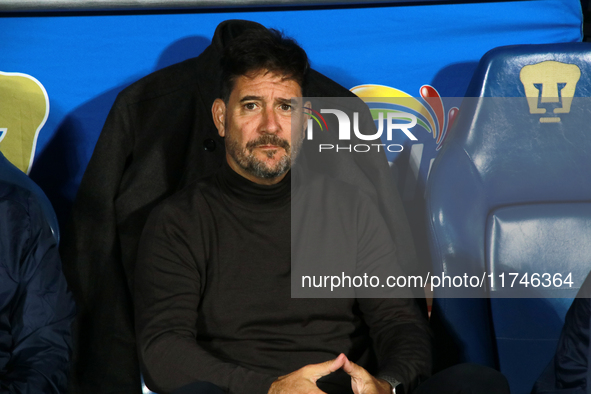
[[342, 357, 369, 379], [305, 353, 347, 379]]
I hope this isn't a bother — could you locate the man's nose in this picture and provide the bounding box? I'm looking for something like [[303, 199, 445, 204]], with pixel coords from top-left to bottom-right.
[[260, 107, 280, 134]]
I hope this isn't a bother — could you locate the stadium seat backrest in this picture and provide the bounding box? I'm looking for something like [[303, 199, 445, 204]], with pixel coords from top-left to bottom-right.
[[426, 43, 591, 394]]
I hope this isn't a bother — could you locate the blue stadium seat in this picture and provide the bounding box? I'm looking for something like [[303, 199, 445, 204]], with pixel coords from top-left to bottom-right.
[[0, 151, 59, 243], [426, 43, 591, 394]]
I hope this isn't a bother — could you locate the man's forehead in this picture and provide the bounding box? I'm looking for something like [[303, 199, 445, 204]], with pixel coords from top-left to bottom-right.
[[232, 70, 302, 98]]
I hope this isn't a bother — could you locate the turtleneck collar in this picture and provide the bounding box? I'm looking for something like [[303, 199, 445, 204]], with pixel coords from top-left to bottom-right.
[[217, 160, 291, 208]]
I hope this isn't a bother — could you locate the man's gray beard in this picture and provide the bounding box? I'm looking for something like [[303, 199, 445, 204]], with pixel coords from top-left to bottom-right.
[[226, 134, 294, 179]]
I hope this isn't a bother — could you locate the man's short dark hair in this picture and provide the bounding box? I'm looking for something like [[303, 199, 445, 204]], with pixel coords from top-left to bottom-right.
[[220, 27, 309, 102]]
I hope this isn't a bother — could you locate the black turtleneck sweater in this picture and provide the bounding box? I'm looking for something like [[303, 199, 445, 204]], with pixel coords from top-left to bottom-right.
[[134, 162, 430, 394]]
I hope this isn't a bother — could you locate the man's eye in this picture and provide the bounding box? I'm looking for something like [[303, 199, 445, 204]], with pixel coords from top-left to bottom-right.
[[280, 103, 292, 111], [244, 103, 257, 110]]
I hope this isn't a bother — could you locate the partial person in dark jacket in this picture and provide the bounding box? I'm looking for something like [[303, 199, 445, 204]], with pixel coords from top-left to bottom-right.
[[0, 181, 76, 393], [533, 273, 591, 394]]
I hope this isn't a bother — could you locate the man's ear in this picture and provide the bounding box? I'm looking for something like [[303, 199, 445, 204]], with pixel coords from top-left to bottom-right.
[[302, 100, 312, 139], [212, 99, 226, 137], [303, 101, 312, 119]]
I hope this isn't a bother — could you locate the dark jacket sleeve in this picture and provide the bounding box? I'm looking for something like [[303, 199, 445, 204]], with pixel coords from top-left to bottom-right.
[[60, 95, 141, 393], [0, 188, 76, 393], [61, 38, 223, 394]]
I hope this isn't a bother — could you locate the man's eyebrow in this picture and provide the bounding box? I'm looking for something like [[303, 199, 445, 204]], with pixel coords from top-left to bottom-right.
[[275, 98, 292, 105], [240, 95, 262, 102]]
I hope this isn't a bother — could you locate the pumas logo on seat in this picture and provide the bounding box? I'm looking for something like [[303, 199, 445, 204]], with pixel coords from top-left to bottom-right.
[[519, 61, 581, 123], [0, 71, 49, 174]]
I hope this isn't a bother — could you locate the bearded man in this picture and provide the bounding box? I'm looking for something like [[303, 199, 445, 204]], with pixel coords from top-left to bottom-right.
[[134, 26, 509, 394]]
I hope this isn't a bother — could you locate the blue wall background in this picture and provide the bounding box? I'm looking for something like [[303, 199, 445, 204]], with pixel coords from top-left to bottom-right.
[[0, 0, 583, 236]]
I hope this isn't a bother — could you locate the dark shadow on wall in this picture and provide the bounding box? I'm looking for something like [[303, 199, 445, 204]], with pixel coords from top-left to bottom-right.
[[154, 36, 211, 71], [30, 92, 118, 230], [312, 64, 365, 92], [429, 61, 480, 98], [30, 35, 212, 229]]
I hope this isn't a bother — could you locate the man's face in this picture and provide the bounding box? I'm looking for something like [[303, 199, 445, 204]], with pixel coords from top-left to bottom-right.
[[212, 70, 307, 185]]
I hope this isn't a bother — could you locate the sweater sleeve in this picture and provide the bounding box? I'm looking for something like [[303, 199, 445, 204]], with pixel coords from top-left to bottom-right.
[[1, 191, 76, 394], [134, 200, 277, 394], [354, 194, 432, 393]]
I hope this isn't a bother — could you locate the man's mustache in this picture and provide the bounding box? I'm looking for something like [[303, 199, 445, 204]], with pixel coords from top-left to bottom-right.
[[246, 134, 291, 153]]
